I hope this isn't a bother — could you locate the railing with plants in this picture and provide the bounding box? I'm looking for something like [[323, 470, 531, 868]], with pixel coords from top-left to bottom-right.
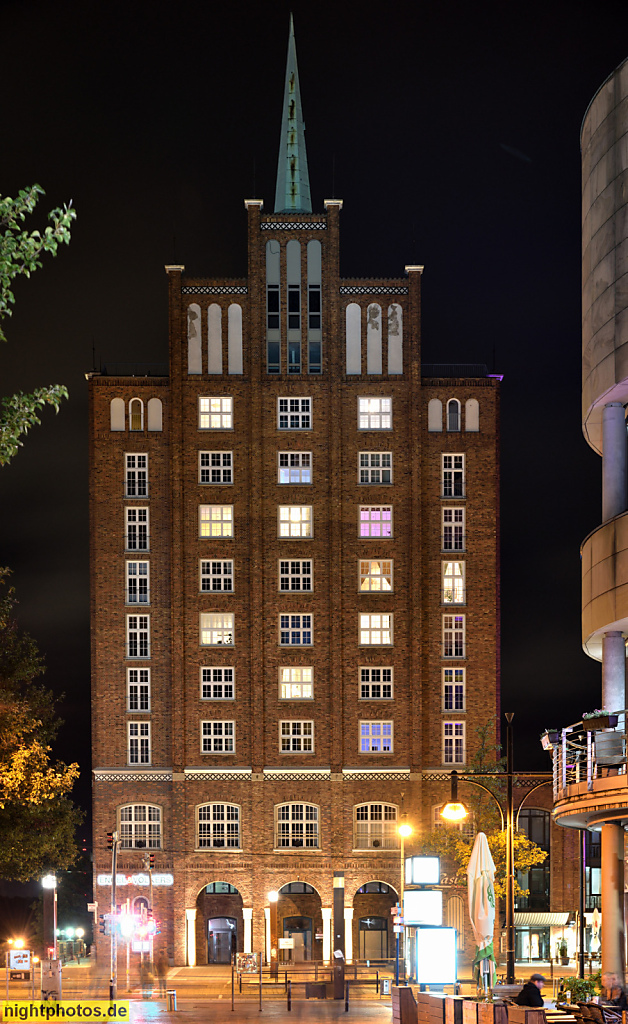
[[541, 712, 626, 801]]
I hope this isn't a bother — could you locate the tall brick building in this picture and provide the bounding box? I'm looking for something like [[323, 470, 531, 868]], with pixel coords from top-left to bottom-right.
[[89, 20, 501, 969]]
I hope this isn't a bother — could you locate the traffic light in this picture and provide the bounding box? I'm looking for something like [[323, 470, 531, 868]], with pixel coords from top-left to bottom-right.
[[148, 853, 155, 869], [147, 908, 153, 921], [106, 832, 114, 851], [98, 915, 107, 935]]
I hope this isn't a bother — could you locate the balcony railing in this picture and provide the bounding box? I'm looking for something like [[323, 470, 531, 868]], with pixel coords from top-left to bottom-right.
[[550, 713, 627, 800]]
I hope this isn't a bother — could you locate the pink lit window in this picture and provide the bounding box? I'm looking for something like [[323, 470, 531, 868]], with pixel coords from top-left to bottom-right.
[[359, 506, 392, 538]]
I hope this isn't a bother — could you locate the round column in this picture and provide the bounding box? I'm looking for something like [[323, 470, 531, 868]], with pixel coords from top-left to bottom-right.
[[602, 632, 626, 716], [601, 822, 625, 986], [602, 403, 627, 522]]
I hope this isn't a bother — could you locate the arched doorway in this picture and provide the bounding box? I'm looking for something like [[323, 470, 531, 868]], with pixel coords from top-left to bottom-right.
[[353, 880, 398, 961], [277, 882, 323, 962], [195, 882, 243, 965]]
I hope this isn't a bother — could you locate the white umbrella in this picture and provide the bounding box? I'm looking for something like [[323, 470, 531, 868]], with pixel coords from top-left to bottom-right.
[[467, 831, 497, 994]]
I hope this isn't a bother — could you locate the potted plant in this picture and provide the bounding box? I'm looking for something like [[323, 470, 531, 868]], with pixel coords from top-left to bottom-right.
[[582, 710, 619, 731], [541, 729, 560, 751], [559, 940, 569, 966], [560, 974, 600, 1003]]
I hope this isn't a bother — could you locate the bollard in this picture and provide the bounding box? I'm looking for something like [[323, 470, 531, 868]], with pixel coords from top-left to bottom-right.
[[345, 980, 349, 1012], [231, 966, 235, 1012], [284, 971, 287, 993], [166, 990, 177, 1011], [376, 971, 379, 994], [287, 980, 291, 1011]]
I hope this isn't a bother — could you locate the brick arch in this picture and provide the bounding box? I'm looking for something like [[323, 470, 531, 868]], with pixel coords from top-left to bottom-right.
[[186, 875, 251, 907], [348, 875, 400, 902]]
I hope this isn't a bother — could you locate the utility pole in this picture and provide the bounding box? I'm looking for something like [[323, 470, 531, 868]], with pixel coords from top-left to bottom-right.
[[108, 830, 120, 1001], [144, 853, 155, 968], [505, 713, 515, 986]]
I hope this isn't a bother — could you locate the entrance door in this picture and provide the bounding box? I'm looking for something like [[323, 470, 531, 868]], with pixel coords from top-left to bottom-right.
[[283, 916, 312, 962], [359, 917, 388, 960], [207, 917, 237, 963]]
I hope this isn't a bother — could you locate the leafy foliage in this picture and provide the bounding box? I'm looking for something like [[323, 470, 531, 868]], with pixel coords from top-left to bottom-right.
[[0, 185, 75, 465]]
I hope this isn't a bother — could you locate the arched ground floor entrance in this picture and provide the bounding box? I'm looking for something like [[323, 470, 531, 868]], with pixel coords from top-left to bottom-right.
[[352, 880, 398, 961], [195, 882, 243, 964], [276, 882, 323, 962]]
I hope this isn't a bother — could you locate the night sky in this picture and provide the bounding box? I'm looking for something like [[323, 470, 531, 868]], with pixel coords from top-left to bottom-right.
[[1, 0, 626, 826]]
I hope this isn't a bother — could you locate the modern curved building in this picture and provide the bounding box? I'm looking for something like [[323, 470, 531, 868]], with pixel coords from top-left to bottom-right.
[[553, 56, 628, 985]]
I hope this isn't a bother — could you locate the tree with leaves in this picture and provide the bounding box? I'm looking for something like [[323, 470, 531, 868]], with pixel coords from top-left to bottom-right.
[[0, 185, 75, 465]]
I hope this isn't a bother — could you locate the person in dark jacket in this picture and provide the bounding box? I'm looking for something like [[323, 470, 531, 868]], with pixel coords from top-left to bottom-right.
[[515, 974, 546, 1007]]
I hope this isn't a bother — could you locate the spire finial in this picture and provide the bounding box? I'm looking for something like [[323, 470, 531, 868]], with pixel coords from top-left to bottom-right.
[[274, 13, 312, 214]]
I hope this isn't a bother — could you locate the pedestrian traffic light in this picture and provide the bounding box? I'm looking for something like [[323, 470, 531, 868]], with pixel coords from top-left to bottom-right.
[[147, 908, 153, 920], [106, 832, 114, 851], [148, 853, 155, 868], [99, 915, 107, 935]]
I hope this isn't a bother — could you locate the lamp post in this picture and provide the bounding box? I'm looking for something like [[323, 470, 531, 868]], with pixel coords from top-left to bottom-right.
[[41, 875, 57, 960], [268, 891, 279, 980], [396, 822, 412, 986]]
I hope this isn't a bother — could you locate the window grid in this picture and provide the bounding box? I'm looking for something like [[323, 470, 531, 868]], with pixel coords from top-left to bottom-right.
[[359, 559, 393, 592], [278, 506, 312, 538], [199, 397, 232, 430], [280, 614, 312, 646], [200, 560, 234, 592], [126, 561, 150, 605], [354, 803, 398, 849], [359, 506, 392, 538], [443, 561, 465, 604], [129, 399, 143, 432], [199, 451, 232, 484], [126, 615, 150, 659], [119, 804, 161, 849], [360, 614, 393, 645], [443, 668, 465, 711], [127, 668, 150, 711], [358, 397, 392, 430], [279, 667, 313, 699], [279, 560, 312, 592], [201, 667, 235, 700], [442, 507, 465, 551], [275, 803, 319, 848], [444, 722, 465, 764], [280, 720, 314, 753], [360, 721, 393, 753], [443, 614, 465, 658], [197, 803, 240, 848], [125, 454, 147, 497], [442, 454, 465, 498], [128, 722, 150, 764], [200, 613, 234, 646], [359, 452, 392, 484], [278, 398, 311, 430], [278, 452, 312, 484], [360, 667, 393, 699], [126, 508, 149, 551], [199, 505, 233, 538], [201, 720, 235, 753]]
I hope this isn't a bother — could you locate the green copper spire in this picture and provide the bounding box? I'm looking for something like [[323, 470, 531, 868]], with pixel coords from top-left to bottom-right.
[[274, 14, 312, 214]]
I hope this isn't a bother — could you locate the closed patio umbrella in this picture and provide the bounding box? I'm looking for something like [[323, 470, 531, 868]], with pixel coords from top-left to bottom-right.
[[467, 831, 497, 995]]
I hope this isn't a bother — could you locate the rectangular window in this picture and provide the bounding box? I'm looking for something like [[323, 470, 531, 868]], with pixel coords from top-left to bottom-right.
[[278, 398, 311, 430], [278, 452, 312, 484], [360, 720, 393, 753], [442, 507, 465, 551], [127, 668, 150, 711], [443, 668, 465, 711], [199, 451, 232, 484], [443, 721, 465, 764], [201, 720, 235, 753], [126, 615, 150, 659], [287, 284, 301, 332], [359, 506, 392, 538], [360, 667, 393, 699], [200, 613, 234, 646], [359, 559, 393, 592], [359, 452, 392, 484], [360, 613, 393, 645], [358, 397, 392, 430], [443, 561, 465, 604], [443, 614, 465, 658], [278, 506, 312, 538], [125, 454, 147, 497], [279, 667, 313, 700], [279, 560, 312, 592], [201, 667, 235, 700], [442, 454, 465, 497], [126, 507, 149, 551], [199, 397, 233, 430], [126, 561, 150, 604], [308, 284, 321, 331], [128, 722, 150, 764], [280, 720, 314, 753], [199, 505, 233, 538], [280, 614, 312, 646], [200, 560, 234, 592], [267, 284, 280, 331]]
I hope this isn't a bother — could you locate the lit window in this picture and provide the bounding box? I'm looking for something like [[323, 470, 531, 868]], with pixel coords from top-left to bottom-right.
[[201, 720, 235, 753], [280, 720, 314, 753], [201, 667, 235, 700], [443, 721, 465, 764], [199, 452, 232, 484], [442, 507, 464, 551], [353, 803, 398, 849], [360, 720, 393, 753], [119, 804, 161, 849], [280, 614, 312, 646], [200, 613, 234, 646], [443, 614, 465, 658], [443, 668, 465, 711], [125, 454, 147, 497], [199, 397, 233, 430], [359, 452, 392, 484], [278, 452, 312, 484], [279, 560, 312, 592], [126, 508, 149, 551], [277, 398, 311, 430], [360, 667, 393, 699], [197, 804, 240, 848], [442, 454, 465, 498], [128, 722, 150, 764], [359, 559, 393, 592], [127, 668, 150, 711], [275, 803, 318, 848], [199, 505, 233, 538], [129, 399, 144, 431], [126, 615, 150, 659], [360, 613, 393, 645], [443, 562, 465, 604], [278, 506, 312, 538], [200, 560, 234, 592], [126, 561, 150, 604], [358, 397, 392, 430], [279, 667, 313, 699], [359, 506, 392, 538]]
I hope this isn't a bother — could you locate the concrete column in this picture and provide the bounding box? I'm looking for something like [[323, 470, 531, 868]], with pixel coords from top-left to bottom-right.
[[601, 822, 625, 986], [264, 907, 270, 964], [243, 908, 252, 954], [321, 908, 332, 964], [344, 907, 354, 962], [602, 632, 626, 718], [185, 908, 197, 967], [602, 403, 627, 521]]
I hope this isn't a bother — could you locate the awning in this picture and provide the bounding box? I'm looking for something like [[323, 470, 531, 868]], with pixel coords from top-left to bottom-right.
[[514, 913, 570, 927]]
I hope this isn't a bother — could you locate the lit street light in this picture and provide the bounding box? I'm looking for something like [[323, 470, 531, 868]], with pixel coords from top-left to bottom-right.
[[396, 820, 412, 986]]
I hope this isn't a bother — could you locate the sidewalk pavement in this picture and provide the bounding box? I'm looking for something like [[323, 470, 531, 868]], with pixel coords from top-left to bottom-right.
[[128, 998, 392, 1023]]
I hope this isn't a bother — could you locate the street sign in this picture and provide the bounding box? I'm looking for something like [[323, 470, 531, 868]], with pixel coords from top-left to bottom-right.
[[10, 951, 30, 971], [87, 903, 96, 913], [393, 925, 404, 934], [393, 916, 403, 925], [278, 938, 294, 949]]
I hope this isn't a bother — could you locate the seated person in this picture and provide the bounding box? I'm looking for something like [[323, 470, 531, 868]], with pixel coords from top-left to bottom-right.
[[515, 974, 546, 1007], [601, 972, 628, 1009]]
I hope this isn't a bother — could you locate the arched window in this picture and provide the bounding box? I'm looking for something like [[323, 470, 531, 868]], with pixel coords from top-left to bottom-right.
[[366, 303, 382, 374], [447, 399, 461, 432], [346, 303, 361, 374], [187, 303, 202, 374], [353, 803, 398, 850], [118, 803, 161, 848], [427, 398, 442, 432], [387, 304, 403, 374], [197, 803, 240, 849], [274, 803, 319, 849], [147, 398, 162, 432], [129, 399, 143, 431], [208, 303, 223, 374], [228, 304, 243, 375], [465, 398, 479, 432], [446, 895, 465, 950], [110, 398, 125, 431]]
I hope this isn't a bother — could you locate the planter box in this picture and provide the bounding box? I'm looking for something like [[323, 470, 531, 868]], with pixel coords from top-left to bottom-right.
[[507, 1006, 546, 1024], [445, 996, 465, 1024], [463, 999, 479, 1024], [477, 1002, 508, 1024], [584, 715, 619, 731], [393, 986, 418, 1024]]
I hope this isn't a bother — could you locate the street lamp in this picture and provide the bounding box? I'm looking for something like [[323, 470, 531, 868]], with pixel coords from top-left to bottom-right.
[[41, 875, 57, 960], [268, 890, 279, 980], [396, 821, 412, 986]]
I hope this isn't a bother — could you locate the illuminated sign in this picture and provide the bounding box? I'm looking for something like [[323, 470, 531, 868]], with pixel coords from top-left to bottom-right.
[[403, 890, 443, 926], [415, 927, 457, 985], [96, 873, 173, 887], [405, 856, 440, 885], [10, 951, 30, 971]]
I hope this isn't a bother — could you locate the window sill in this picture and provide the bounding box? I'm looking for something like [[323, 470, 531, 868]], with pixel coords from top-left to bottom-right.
[[273, 847, 320, 854], [351, 847, 399, 854], [200, 752, 237, 757], [194, 847, 243, 854], [442, 709, 466, 714]]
